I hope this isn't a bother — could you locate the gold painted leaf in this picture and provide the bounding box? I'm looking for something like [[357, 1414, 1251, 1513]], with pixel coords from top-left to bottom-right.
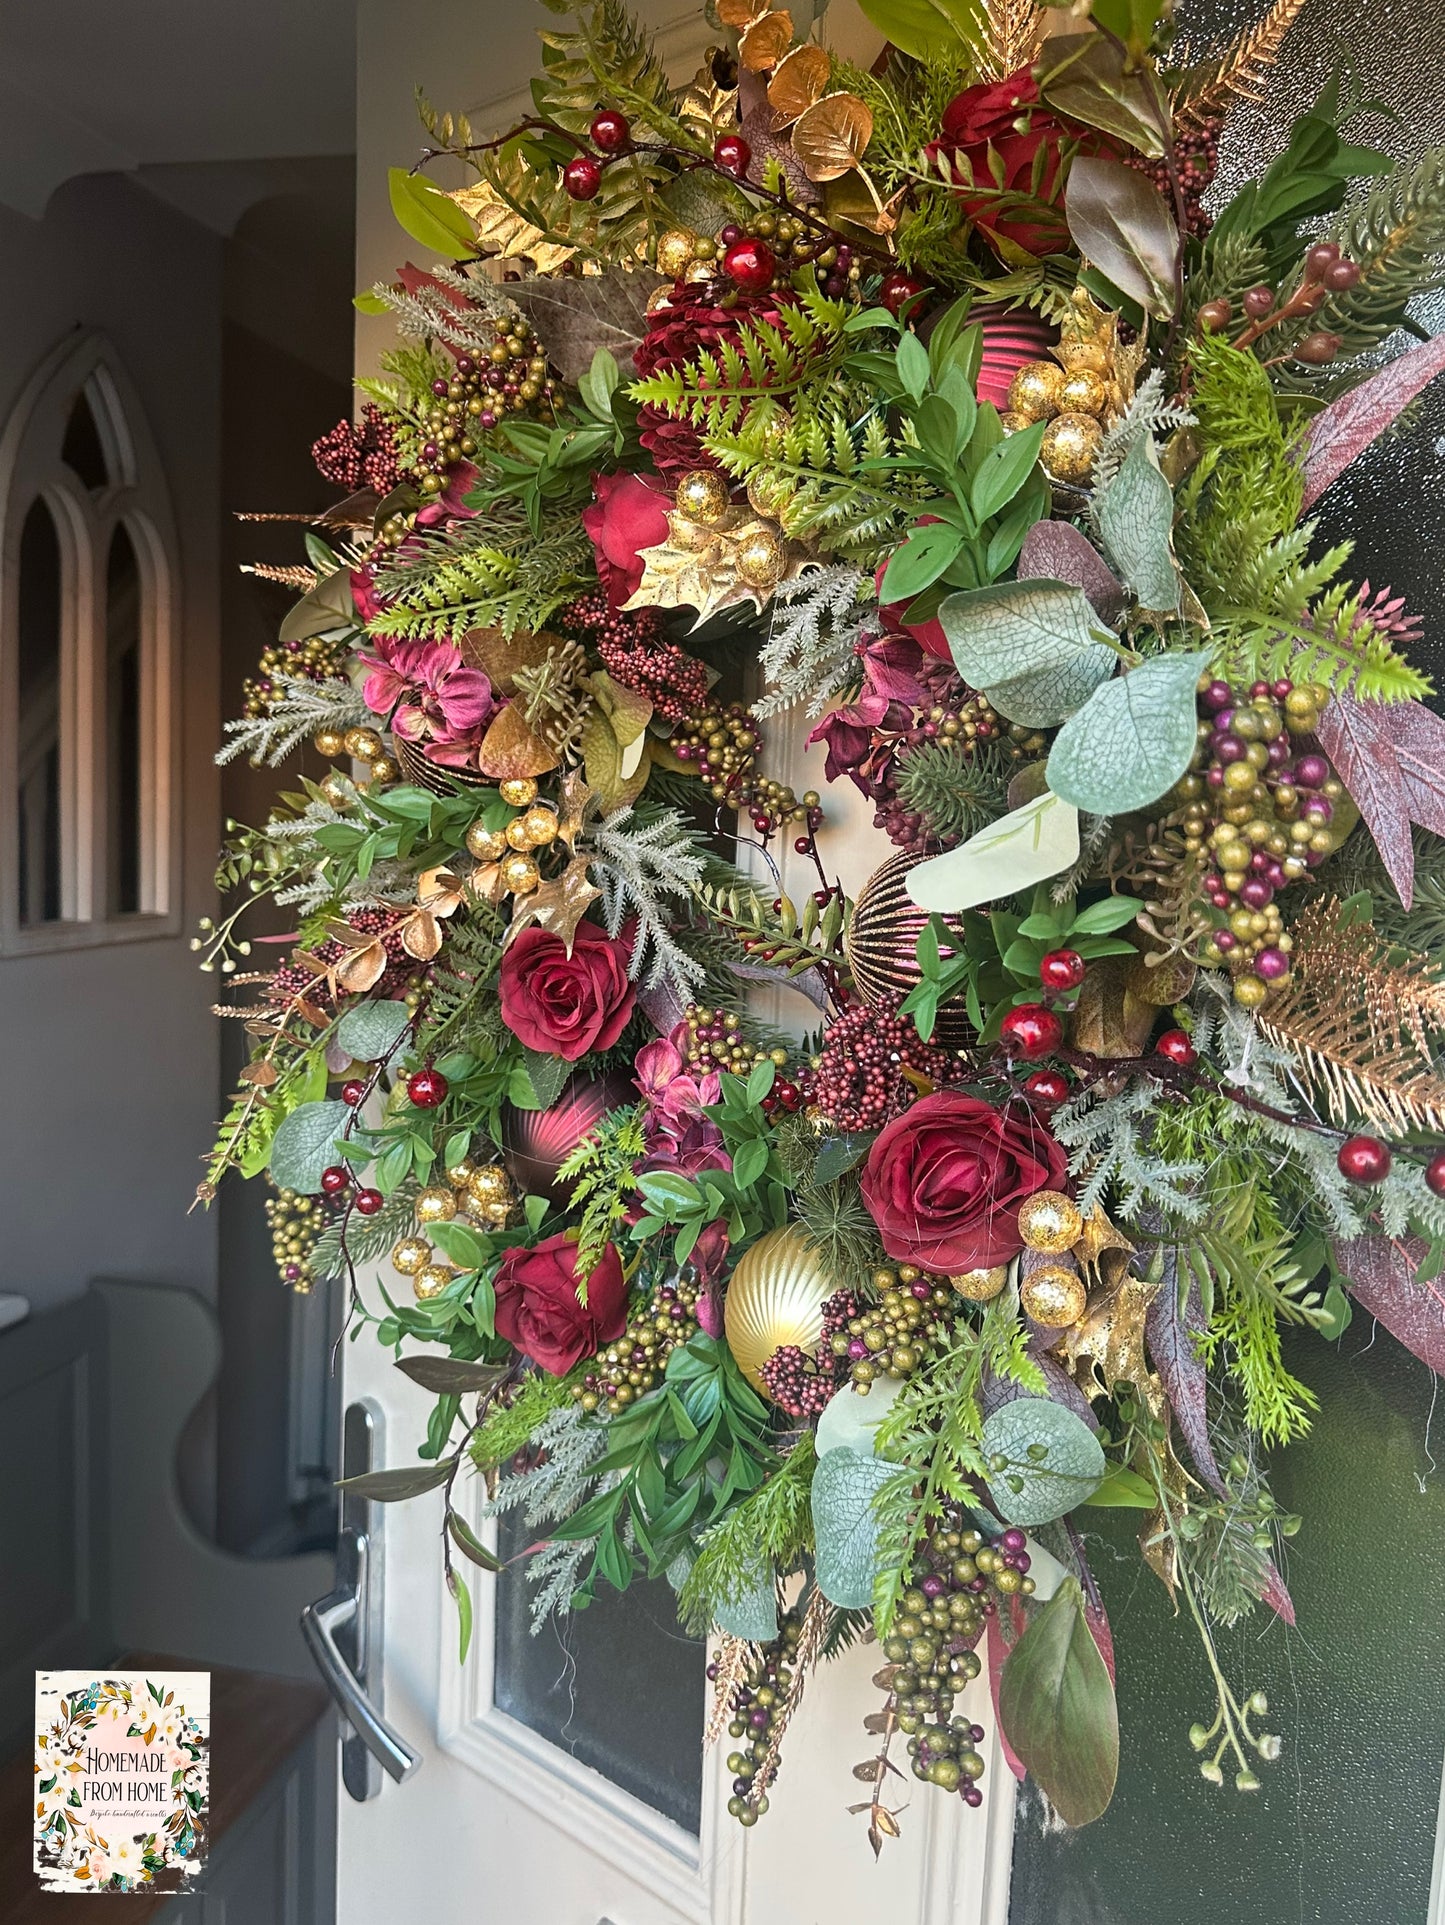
[[768, 43, 831, 122], [337, 939, 387, 995], [505, 854, 603, 953], [402, 909, 443, 962], [791, 92, 874, 182], [717, 0, 766, 22], [1069, 955, 1154, 1058], [450, 180, 575, 275], [823, 170, 900, 236], [477, 702, 559, 780], [739, 10, 794, 71]]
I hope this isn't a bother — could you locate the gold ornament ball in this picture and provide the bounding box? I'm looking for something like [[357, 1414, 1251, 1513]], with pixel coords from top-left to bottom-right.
[[498, 776, 538, 807], [1000, 410, 1033, 434], [313, 727, 347, 758], [734, 524, 786, 590], [319, 772, 353, 809], [370, 756, 398, 785], [480, 1198, 513, 1227], [344, 726, 384, 761], [500, 851, 540, 895], [413, 1264, 454, 1301], [683, 259, 715, 284], [1057, 369, 1109, 419], [676, 468, 732, 527], [724, 1225, 835, 1392], [521, 805, 559, 847], [391, 1236, 433, 1276], [1057, 338, 1111, 374], [505, 816, 534, 851], [1040, 412, 1103, 485], [445, 1156, 477, 1189], [1007, 360, 1064, 423], [656, 227, 698, 278], [1020, 1262, 1088, 1328], [415, 1185, 459, 1225], [466, 821, 507, 861], [745, 471, 791, 520], [1017, 1189, 1084, 1254], [467, 1164, 511, 1207], [951, 1264, 1009, 1302]]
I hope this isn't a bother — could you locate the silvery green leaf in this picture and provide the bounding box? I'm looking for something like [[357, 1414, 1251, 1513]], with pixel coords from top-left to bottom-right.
[[980, 1397, 1106, 1526], [814, 1377, 902, 1458], [940, 580, 1117, 727], [812, 1446, 896, 1608], [335, 1000, 410, 1063], [268, 1099, 351, 1195], [1095, 436, 1180, 613], [907, 789, 1080, 914], [714, 1563, 779, 1641], [1046, 650, 1212, 815]]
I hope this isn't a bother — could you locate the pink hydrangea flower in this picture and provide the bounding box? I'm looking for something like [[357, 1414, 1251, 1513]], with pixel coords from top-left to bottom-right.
[[356, 635, 497, 765]]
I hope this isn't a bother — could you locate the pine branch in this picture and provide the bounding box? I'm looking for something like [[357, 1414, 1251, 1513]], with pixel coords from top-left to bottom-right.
[[895, 737, 1012, 848], [1314, 147, 1445, 358], [217, 675, 369, 769]]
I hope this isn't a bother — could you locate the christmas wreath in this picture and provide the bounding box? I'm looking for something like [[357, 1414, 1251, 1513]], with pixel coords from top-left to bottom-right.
[[205, 0, 1445, 1842]]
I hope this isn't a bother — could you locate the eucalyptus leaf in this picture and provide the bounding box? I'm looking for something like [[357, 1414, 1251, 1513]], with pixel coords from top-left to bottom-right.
[[1046, 650, 1212, 815], [906, 790, 1080, 915], [815, 1376, 902, 1458], [980, 1396, 1105, 1525], [812, 1446, 896, 1609], [940, 580, 1117, 727], [714, 1563, 779, 1641], [1095, 436, 1181, 613], [999, 1577, 1118, 1827], [335, 1000, 411, 1064], [268, 1100, 350, 1195], [1064, 157, 1179, 316]]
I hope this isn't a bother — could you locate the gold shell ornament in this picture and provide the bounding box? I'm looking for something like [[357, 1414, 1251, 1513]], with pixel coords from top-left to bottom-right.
[[845, 850, 973, 1049], [724, 1225, 834, 1390]]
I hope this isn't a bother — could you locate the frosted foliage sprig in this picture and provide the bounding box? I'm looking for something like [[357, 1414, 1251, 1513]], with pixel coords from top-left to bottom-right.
[[1053, 1083, 1209, 1220], [263, 798, 412, 909], [1089, 371, 1196, 508], [590, 806, 708, 994], [479, 1406, 611, 1631], [373, 268, 516, 356], [755, 564, 869, 718], [216, 674, 369, 768]]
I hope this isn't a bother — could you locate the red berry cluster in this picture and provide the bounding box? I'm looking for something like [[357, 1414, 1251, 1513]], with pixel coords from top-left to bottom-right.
[[557, 593, 710, 722], [311, 403, 402, 494], [269, 911, 417, 1010], [1126, 115, 1220, 237], [759, 1290, 859, 1418], [813, 992, 956, 1131]]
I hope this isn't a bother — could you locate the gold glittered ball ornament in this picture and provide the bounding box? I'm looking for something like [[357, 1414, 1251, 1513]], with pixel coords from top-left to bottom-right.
[[504, 816, 534, 851], [466, 822, 507, 861], [1057, 369, 1109, 419], [1006, 360, 1063, 422], [369, 756, 398, 786], [676, 468, 732, 527], [343, 726, 384, 761], [1000, 410, 1033, 434], [745, 470, 791, 520], [1020, 1261, 1087, 1328], [319, 772, 353, 809], [415, 1185, 458, 1225], [466, 1164, 511, 1207], [500, 851, 540, 895], [951, 1264, 1009, 1302], [313, 727, 347, 759], [413, 1264, 454, 1301], [498, 776, 538, 807], [1017, 1190, 1084, 1254], [391, 1237, 433, 1276], [445, 1156, 477, 1189], [724, 1225, 835, 1392], [656, 228, 698, 278], [521, 805, 559, 847], [1040, 412, 1103, 485], [734, 524, 786, 589]]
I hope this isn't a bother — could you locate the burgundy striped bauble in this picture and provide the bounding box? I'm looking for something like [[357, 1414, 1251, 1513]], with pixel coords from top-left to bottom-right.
[[844, 851, 973, 1049], [973, 305, 1058, 412], [501, 1069, 636, 1207], [394, 735, 489, 795]]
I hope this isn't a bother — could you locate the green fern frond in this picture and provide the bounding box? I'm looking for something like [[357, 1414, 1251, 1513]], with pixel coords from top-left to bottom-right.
[[369, 513, 592, 640], [627, 284, 853, 430]]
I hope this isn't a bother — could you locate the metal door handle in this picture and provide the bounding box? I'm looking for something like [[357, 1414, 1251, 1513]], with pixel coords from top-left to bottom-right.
[[301, 1526, 419, 1788]]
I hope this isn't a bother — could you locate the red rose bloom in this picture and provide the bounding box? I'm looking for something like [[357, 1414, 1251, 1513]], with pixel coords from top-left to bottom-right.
[[499, 921, 636, 1061], [581, 472, 671, 609], [925, 69, 1115, 259], [860, 1090, 1069, 1273], [494, 1234, 628, 1374]]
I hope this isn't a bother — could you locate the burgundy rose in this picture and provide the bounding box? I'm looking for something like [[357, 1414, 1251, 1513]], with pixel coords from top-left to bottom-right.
[[499, 922, 636, 1061], [581, 472, 672, 609], [860, 1090, 1069, 1273], [924, 70, 1116, 259], [494, 1233, 627, 1374]]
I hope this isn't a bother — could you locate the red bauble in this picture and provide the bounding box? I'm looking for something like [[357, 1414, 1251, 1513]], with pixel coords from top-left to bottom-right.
[[879, 271, 927, 316], [714, 133, 751, 176], [1038, 948, 1086, 991], [1337, 1134, 1392, 1185], [590, 109, 631, 153], [341, 1079, 367, 1107], [407, 1067, 449, 1108], [563, 155, 603, 200], [502, 1070, 636, 1208], [353, 1188, 384, 1215], [999, 1003, 1063, 1060], [1023, 1069, 1070, 1105], [1427, 1150, 1445, 1197], [1154, 1028, 1198, 1067], [722, 238, 776, 291], [320, 1165, 351, 1195]]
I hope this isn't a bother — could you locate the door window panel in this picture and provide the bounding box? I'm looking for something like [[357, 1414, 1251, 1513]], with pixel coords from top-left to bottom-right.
[[16, 498, 63, 926], [105, 524, 142, 916]]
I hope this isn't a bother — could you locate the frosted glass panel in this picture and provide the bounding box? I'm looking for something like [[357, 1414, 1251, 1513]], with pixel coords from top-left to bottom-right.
[[16, 499, 62, 925]]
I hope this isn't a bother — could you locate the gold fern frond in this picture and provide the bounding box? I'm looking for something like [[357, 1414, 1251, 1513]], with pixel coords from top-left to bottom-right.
[[1258, 898, 1445, 1134], [1173, 0, 1309, 126], [979, 0, 1045, 80], [240, 562, 318, 592]]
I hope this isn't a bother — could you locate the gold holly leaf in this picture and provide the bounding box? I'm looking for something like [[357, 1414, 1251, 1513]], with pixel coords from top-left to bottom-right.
[[555, 771, 594, 851], [768, 43, 830, 122], [504, 853, 603, 953], [622, 506, 814, 627], [790, 92, 874, 182], [1058, 1268, 1163, 1413], [739, 10, 794, 70], [477, 702, 560, 780], [450, 180, 576, 275], [1070, 1206, 1135, 1285], [677, 57, 741, 144]]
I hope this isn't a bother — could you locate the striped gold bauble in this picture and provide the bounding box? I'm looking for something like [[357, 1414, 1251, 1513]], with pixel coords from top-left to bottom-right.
[[844, 850, 973, 1048], [723, 1226, 835, 1392]]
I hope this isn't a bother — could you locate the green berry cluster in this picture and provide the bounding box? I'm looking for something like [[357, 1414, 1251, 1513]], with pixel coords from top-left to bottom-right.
[[832, 1268, 954, 1390], [573, 1276, 700, 1415], [722, 1609, 802, 1825], [265, 1186, 331, 1292]]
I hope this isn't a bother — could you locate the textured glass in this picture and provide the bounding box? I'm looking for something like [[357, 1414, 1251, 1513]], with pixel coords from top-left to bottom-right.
[[106, 524, 142, 915], [60, 387, 110, 491], [16, 498, 63, 925], [492, 1507, 707, 1833]]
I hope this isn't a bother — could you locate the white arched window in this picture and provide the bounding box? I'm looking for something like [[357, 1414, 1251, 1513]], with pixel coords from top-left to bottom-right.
[[0, 331, 179, 951]]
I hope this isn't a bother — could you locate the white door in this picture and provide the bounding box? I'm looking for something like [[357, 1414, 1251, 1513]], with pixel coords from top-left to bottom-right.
[[322, 735, 1016, 1925]]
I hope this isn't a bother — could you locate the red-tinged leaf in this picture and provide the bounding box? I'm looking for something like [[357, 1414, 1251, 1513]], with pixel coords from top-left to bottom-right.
[[1064, 1522, 1117, 1683], [1391, 702, 1445, 841], [1316, 697, 1414, 905], [1144, 1246, 1226, 1494], [1259, 1558, 1296, 1627], [1334, 1232, 1445, 1373], [1018, 521, 1126, 626], [999, 1577, 1119, 1827], [1301, 334, 1445, 511], [986, 1609, 1026, 1781]]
